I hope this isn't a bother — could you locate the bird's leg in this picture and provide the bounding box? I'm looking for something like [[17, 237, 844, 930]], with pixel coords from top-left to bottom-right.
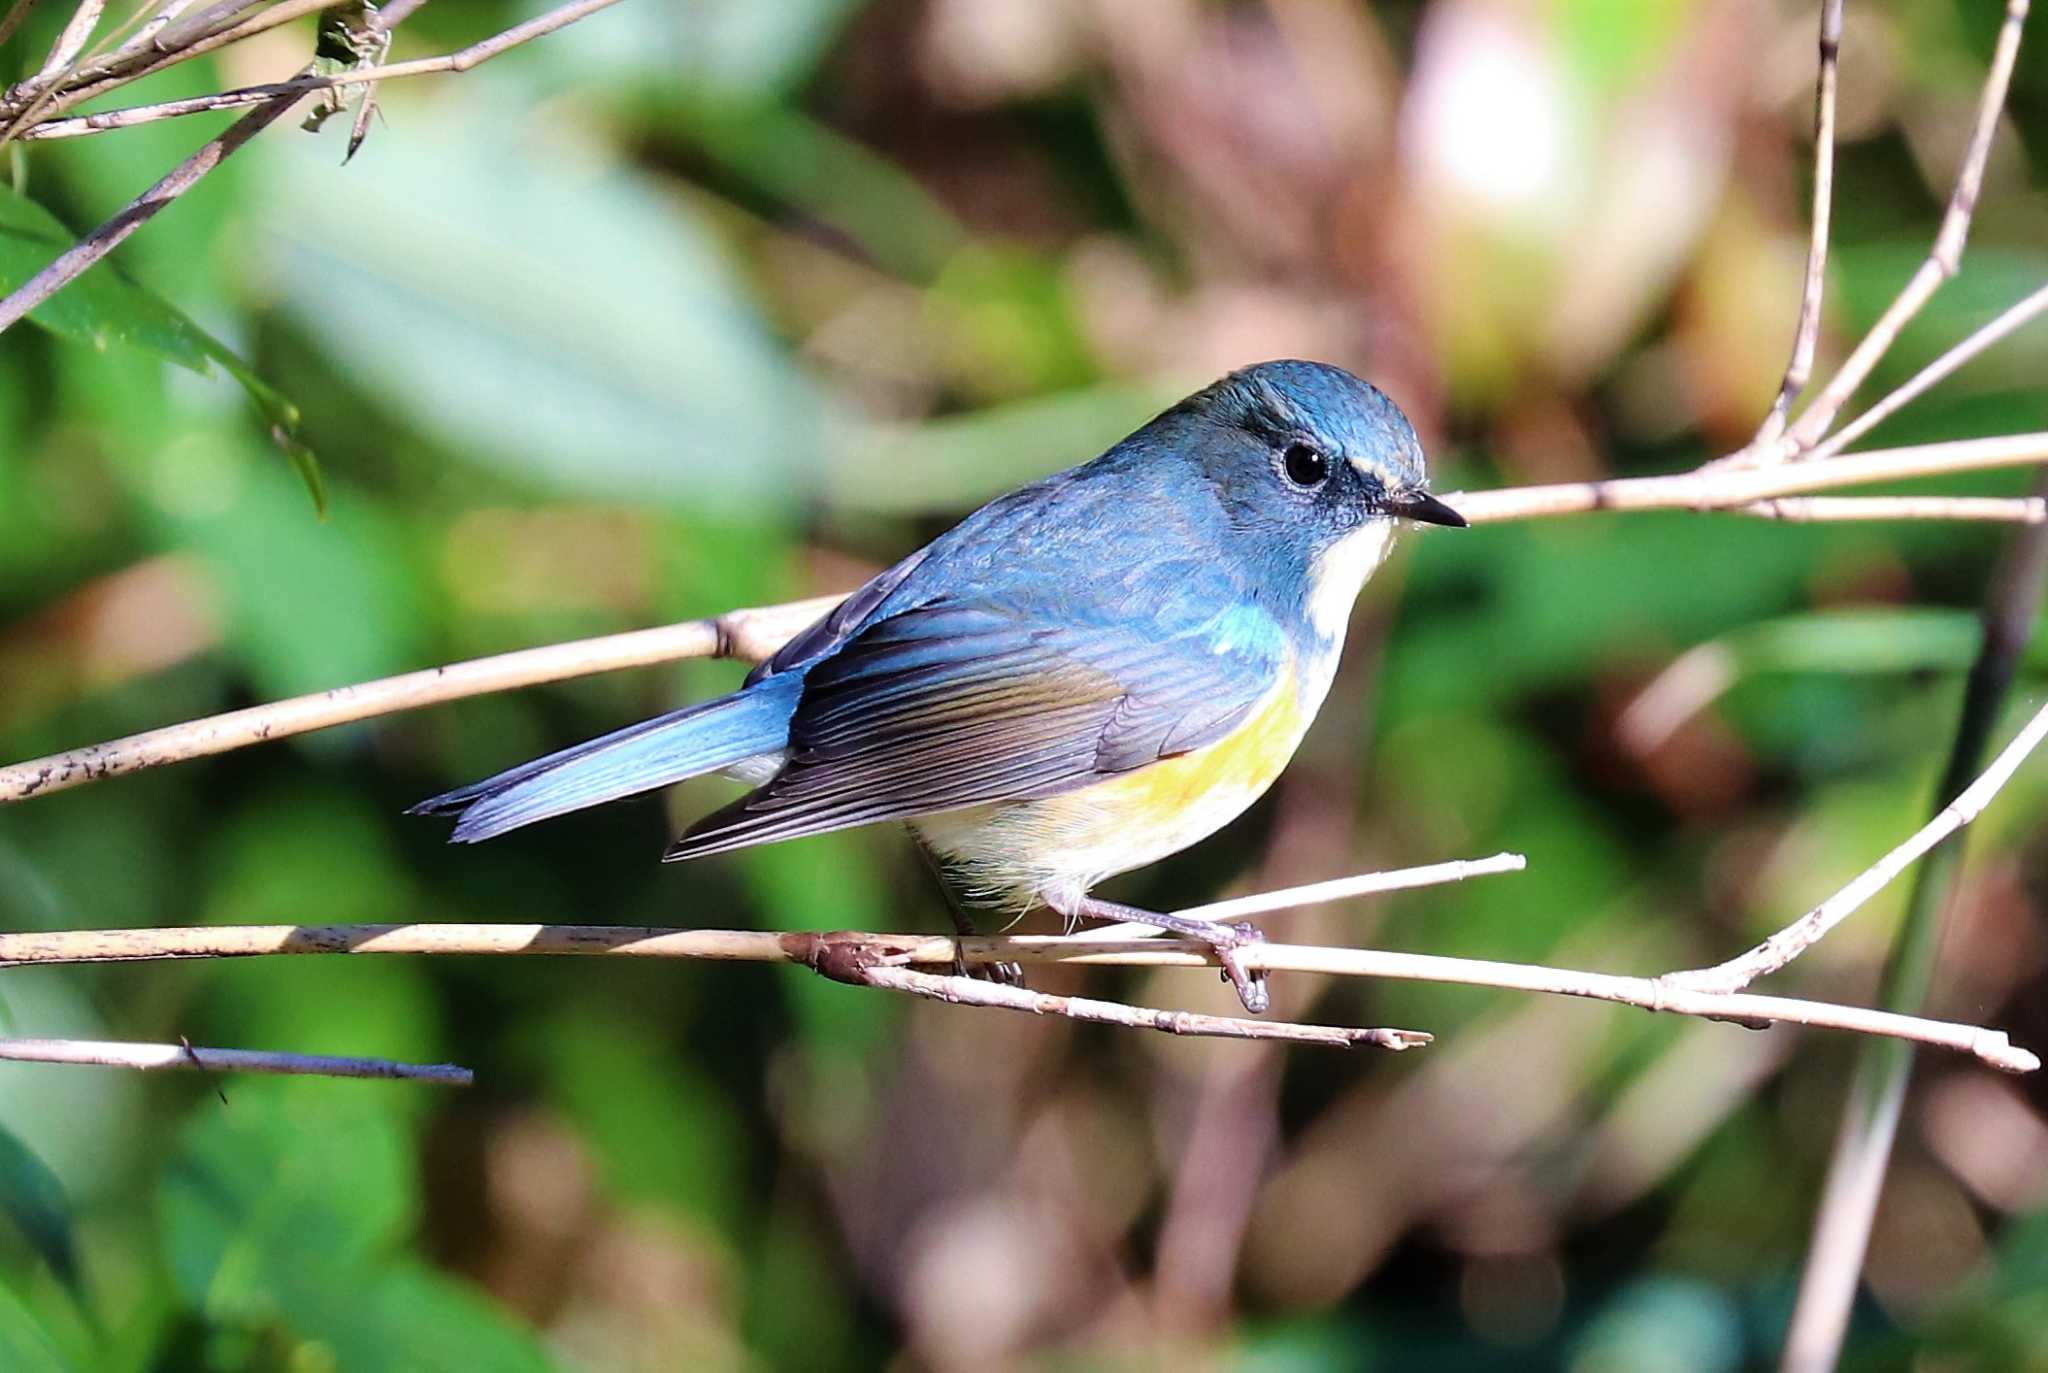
[[911, 836, 1025, 987], [1045, 890, 1270, 1014]]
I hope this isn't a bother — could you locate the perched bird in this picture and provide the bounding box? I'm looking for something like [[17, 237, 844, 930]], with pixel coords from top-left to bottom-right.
[[413, 360, 1464, 1011]]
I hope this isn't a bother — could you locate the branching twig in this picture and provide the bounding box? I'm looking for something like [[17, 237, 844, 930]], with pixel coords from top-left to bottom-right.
[[1782, 0, 2030, 451], [847, 965, 1431, 1051], [0, 83, 307, 333], [1811, 282, 2048, 461], [23, 0, 623, 139], [1660, 697, 2048, 995], [21, 82, 323, 138], [0, 1035, 472, 1083], [20, 0, 347, 125], [13, 0, 623, 133], [1150, 852, 1527, 923], [0, 594, 838, 800], [1447, 432, 2048, 522], [0, 0, 105, 144], [24, 0, 100, 86], [1733, 495, 2045, 523], [0, 916, 2032, 1072]]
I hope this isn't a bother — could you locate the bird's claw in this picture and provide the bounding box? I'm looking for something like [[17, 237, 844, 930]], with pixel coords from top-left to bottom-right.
[[952, 947, 1026, 988], [1216, 921, 1270, 1014]]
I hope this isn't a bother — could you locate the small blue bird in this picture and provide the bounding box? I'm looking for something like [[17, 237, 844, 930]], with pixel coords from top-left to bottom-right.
[[413, 360, 1464, 1011]]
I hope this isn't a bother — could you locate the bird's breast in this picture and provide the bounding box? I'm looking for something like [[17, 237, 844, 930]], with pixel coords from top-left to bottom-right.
[[914, 649, 1340, 905]]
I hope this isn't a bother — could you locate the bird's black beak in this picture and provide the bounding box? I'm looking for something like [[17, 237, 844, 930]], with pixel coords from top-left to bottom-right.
[[1386, 490, 1468, 528]]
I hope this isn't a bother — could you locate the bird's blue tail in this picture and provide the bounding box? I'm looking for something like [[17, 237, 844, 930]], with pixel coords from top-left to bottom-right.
[[410, 673, 802, 843]]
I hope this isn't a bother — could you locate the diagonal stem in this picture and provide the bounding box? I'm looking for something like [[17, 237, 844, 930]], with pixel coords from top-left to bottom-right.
[[1660, 696, 2048, 995], [1812, 281, 2048, 461], [1778, 470, 2048, 1372], [1751, 0, 1843, 456], [0, 82, 307, 334]]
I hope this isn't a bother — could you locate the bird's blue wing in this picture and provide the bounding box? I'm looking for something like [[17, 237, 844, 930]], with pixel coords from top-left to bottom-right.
[[665, 585, 1288, 860]]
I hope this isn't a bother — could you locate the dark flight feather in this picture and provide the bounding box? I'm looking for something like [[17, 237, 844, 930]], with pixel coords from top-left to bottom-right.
[[664, 597, 1283, 861]]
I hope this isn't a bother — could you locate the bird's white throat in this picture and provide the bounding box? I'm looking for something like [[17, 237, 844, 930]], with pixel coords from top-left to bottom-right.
[[1306, 519, 1395, 642]]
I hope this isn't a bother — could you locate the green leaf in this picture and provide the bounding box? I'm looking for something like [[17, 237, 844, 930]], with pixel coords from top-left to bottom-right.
[[249, 89, 822, 510], [284, 1265, 561, 1373], [0, 1124, 76, 1289], [0, 1282, 74, 1373], [0, 183, 324, 513], [146, 449, 426, 701], [158, 1084, 415, 1326]]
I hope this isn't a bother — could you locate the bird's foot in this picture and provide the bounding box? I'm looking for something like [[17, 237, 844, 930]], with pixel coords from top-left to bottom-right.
[[1201, 921, 1270, 1014], [952, 946, 1026, 988], [1046, 891, 1270, 1014]]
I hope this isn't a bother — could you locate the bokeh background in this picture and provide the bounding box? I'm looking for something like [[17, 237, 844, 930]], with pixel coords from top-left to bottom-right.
[[4, 1, 2048, 1369]]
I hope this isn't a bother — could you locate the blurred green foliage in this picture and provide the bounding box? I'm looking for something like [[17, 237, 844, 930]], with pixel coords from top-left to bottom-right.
[[3, 2, 2048, 1371]]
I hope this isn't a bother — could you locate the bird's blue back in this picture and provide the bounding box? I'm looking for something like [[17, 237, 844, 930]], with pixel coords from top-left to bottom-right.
[[753, 391, 1331, 686]]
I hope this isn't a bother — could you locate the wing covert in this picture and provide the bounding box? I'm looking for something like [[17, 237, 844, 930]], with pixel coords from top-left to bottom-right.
[[666, 594, 1287, 860]]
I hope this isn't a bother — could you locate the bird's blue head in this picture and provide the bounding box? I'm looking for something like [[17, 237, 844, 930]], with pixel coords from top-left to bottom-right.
[[1156, 359, 1464, 640]]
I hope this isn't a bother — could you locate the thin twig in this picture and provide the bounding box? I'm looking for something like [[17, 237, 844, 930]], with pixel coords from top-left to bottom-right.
[[1812, 282, 2048, 461], [11, 0, 612, 141], [22, 81, 322, 137], [20, 0, 622, 137], [151, 2, 271, 52], [0, 920, 2032, 1072], [23, 0, 103, 88], [1733, 495, 2046, 523], [1446, 431, 2048, 522], [54, 0, 616, 121], [1660, 697, 2048, 995], [1013, 853, 1526, 942], [23, 0, 345, 122], [1166, 852, 1528, 922], [1779, 469, 2048, 1373], [109, 0, 207, 61], [0, 0, 42, 52], [852, 966, 1430, 1050], [0, 84, 307, 334], [0, 0, 105, 144], [1750, 0, 1843, 456], [0, 1035, 472, 1083], [0, 858, 1528, 970], [368, 0, 429, 32], [1783, 0, 2030, 451], [0, 595, 838, 800]]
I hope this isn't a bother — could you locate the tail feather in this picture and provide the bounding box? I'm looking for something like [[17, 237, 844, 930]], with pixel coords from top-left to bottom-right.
[[411, 674, 801, 843]]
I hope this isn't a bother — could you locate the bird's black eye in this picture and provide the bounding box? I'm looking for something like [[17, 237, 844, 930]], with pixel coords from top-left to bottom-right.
[[1281, 442, 1328, 488]]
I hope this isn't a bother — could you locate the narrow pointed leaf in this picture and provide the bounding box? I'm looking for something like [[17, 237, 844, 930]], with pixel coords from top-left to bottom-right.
[[0, 183, 323, 512]]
